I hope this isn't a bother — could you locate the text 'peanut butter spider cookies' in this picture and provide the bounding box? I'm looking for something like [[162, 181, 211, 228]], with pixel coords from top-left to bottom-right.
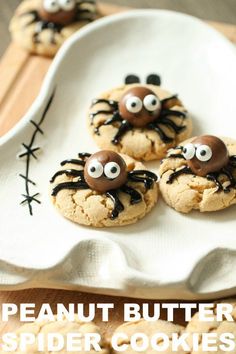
[[88, 74, 192, 161], [159, 135, 236, 213], [50, 150, 158, 227], [10, 0, 97, 57]]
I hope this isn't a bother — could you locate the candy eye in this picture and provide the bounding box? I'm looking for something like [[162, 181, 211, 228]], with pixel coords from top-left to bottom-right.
[[104, 162, 121, 179], [196, 145, 212, 162], [43, 0, 60, 13], [143, 94, 160, 112], [58, 0, 75, 10], [87, 161, 103, 178], [182, 143, 195, 160], [125, 96, 143, 113]]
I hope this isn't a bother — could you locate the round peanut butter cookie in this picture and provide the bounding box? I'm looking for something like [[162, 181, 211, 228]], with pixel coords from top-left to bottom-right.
[[112, 319, 185, 354], [10, 0, 97, 57], [50, 150, 158, 227], [185, 305, 236, 354], [1, 317, 108, 354], [88, 83, 192, 161], [159, 136, 236, 213]]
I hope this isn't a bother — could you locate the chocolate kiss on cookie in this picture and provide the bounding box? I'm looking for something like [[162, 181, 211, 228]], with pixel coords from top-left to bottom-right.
[[119, 87, 161, 128], [38, 0, 77, 26], [187, 135, 229, 177], [84, 150, 127, 193]]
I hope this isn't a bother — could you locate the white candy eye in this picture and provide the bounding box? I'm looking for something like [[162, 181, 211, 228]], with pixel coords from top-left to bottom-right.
[[125, 96, 143, 113], [196, 145, 212, 162], [58, 0, 75, 11], [104, 162, 121, 179], [143, 94, 161, 112], [87, 161, 103, 178], [43, 0, 60, 13], [182, 143, 195, 160]]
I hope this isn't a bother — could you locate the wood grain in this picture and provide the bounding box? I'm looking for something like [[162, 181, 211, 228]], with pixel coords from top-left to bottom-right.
[[0, 2, 236, 338], [0, 3, 236, 136]]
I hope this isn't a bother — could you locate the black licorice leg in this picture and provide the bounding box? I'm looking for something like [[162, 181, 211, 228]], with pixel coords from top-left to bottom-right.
[[50, 169, 84, 183], [52, 181, 89, 196], [206, 173, 225, 192], [147, 123, 173, 143], [91, 99, 118, 109], [77, 0, 96, 4], [161, 109, 186, 119], [78, 153, 91, 159], [167, 166, 192, 184], [94, 112, 122, 135], [128, 175, 154, 189], [229, 156, 236, 167], [128, 170, 158, 181], [106, 190, 124, 219], [168, 153, 185, 159], [112, 121, 132, 145], [159, 117, 186, 134], [161, 95, 178, 105], [61, 159, 85, 167], [120, 185, 142, 204], [221, 168, 236, 189], [90, 110, 114, 124]]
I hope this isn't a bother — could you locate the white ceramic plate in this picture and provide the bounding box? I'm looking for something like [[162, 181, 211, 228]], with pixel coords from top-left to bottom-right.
[[1, 10, 236, 299]]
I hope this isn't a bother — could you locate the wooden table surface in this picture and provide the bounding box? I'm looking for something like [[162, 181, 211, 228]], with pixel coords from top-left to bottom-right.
[[0, 0, 236, 56], [0, 0, 236, 338]]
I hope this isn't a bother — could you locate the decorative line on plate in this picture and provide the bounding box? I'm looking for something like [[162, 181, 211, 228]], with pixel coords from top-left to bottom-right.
[[19, 89, 56, 215]]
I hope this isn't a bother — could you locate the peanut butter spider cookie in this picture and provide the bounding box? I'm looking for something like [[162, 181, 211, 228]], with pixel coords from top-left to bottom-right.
[[113, 319, 185, 354], [1, 316, 109, 354], [88, 74, 192, 161], [185, 305, 236, 353], [50, 150, 158, 227], [159, 135, 236, 213], [10, 0, 97, 57]]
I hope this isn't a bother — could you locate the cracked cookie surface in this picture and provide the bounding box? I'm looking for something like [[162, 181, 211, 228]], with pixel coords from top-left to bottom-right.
[[1, 316, 109, 354], [185, 302, 236, 353], [51, 154, 158, 227], [10, 0, 97, 57], [159, 137, 236, 213], [113, 319, 185, 354], [88, 84, 192, 161]]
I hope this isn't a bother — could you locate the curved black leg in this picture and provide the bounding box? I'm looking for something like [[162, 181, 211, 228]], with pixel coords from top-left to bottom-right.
[[147, 123, 173, 143], [146, 74, 161, 86], [90, 110, 114, 123], [125, 74, 140, 84], [161, 109, 186, 119], [229, 156, 236, 167], [128, 175, 155, 189], [52, 181, 89, 196], [167, 166, 192, 184], [50, 169, 84, 183], [159, 117, 186, 134], [112, 121, 132, 145], [60, 159, 85, 167], [106, 190, 124, 219], [206, 173, 226, 192], [120, 185, 142, 204], [94, 112, 122, 135], [161, 95, 178, 105], [78, 153, 91, 159], [91, 99, 118, 109], [128, 170, 158, 181]]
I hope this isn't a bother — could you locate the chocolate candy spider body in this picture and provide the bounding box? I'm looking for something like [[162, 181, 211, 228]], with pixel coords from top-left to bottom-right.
[[90, 74, 187, 145], [166, 135, 236, 192], [50, 150, 157, 219], [21, 0, 96, 44]]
